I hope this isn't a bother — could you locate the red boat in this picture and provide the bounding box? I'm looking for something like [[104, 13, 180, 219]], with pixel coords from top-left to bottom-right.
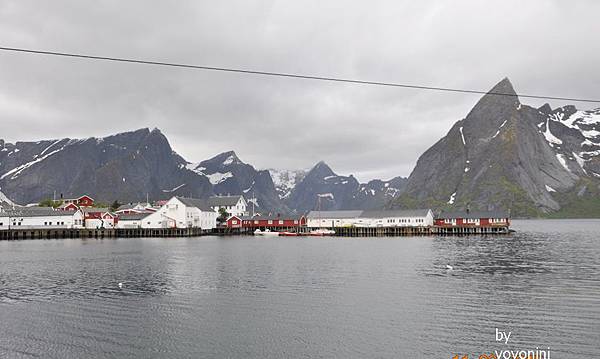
[[279, 231, 300, 236]]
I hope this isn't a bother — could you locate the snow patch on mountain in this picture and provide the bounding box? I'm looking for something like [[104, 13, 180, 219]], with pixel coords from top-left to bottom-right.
[[162, 183, 186, 192], [268, 168, 306, 199], [207, 172, 233, 185]]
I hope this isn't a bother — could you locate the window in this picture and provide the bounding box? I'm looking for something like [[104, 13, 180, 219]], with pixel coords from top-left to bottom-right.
[[278, 220, 283, 225], [44, 222, 48, 226], [232, 220, 238, 225], [294, 220, 298, 224], [254, 220, 259, 224], [268, 220, 273, 224]]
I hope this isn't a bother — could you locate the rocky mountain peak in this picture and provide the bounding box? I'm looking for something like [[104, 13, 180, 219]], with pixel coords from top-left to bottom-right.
[[308, 161, 335, 177]]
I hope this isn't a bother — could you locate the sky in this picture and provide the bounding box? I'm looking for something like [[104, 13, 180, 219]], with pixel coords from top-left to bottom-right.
[[0, 1, 599, 182]]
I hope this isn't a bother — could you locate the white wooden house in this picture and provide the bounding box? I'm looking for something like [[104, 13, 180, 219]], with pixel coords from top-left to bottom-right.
[[141, 197, 217, 230], [307, 209, 434, 228], [357, 209, 434, 227], [5, 208, 84, 229], [306, 210, 363, 228], [207, 195, 247, 217]]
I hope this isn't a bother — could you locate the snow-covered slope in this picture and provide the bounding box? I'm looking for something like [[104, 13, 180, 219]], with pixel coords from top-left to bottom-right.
[[267, 169, 307, 199], [536, 106, 600, 178]]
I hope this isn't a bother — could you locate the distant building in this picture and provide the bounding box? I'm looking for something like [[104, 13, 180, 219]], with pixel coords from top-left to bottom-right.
[[306, 210, 363, 228], [434, 210, 510, 227], [56, 202, 79, 211], [307, 209, 434, 228], [207, 195, 247, 217], [141, 196, 217, 230], [115, 203, 157, 215], [82, 207, 116, 229], [358, 209, 434, 227], [61, 195, 94, 208], [226, 214, 306, 229], [4, 208, 84, 229]]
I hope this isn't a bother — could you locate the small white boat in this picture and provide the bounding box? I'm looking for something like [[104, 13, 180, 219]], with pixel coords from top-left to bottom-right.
[[254, 229, 280, 236], [308, 228, 336, 236]]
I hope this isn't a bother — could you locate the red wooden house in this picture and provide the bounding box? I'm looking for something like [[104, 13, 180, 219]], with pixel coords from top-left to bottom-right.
[[57, 202, 80, 211], [434, 210, 510, 227], [62, 195, 94, 207], [225, 214, 307, 229]]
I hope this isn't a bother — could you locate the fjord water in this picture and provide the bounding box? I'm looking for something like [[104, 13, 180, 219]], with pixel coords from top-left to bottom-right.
[[1, 220, 599, 358]]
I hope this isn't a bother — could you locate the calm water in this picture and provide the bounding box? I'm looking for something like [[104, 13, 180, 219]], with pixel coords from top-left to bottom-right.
[[0, 220, 599, 358]]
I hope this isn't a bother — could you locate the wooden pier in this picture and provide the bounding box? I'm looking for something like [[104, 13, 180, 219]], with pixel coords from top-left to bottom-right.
[[329, 225, 510, 237], [0, 227, 211, 240], [0, 225, 510, 240]]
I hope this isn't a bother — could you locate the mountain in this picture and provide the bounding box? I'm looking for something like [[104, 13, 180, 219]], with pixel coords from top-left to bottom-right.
[[267, 168, 307, 199], [392, 78, 600, 217], [186, 151, 287, 212], [285, 161, 407, 212], [0, 128, 213, 205]]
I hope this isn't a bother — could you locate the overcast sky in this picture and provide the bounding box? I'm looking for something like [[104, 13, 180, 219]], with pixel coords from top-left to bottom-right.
[[1, 1, 599, 181]]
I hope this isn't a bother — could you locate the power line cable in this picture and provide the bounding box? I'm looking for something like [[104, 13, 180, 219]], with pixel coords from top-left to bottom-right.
[[0, 46, 598, 103]]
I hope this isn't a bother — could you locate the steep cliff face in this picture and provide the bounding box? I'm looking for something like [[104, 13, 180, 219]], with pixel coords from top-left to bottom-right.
[[0, 128, 213, 204], [186, 151, 287, 212], [393, 78, 600, 217], [285, 161, 406, 212]]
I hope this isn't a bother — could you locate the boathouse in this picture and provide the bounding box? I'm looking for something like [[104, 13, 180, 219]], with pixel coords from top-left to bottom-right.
[[306, 210, 363, 228], [434, 210, 510, 227], [226, 214, 306, 230], [357, 209, 434, 227], [3, 207, 84, 229]]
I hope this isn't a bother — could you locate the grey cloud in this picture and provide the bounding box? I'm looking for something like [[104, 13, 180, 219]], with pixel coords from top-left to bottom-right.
[[0, 0, 599, 182]]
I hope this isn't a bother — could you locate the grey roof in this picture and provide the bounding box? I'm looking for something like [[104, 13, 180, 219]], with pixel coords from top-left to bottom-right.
[[176, 197, 213, 211], [361, 209, 432, 218], [306, 210, 363, 219], [438, 210, 510, 219], [4, 208, 78, 217], [116, 203, 152, 211], [118, 213, 151, 221], [81, 207, 111, 213], [237, 214, 304, 221], [206, 195, 244, 207]]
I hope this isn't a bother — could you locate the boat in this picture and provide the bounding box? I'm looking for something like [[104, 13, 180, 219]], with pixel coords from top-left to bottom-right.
[[308, 228, 336, 236], [254, 229, 280, 236], [279, 231, 300, 236]]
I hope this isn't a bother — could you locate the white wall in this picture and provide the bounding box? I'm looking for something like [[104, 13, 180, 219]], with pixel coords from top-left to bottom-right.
[[307, 217, 359, 228], [142, 197, 217, 229], [186, 207, 218, 230], [8, 211, 83, 229], [142, 197, 186, 228], [0, 215, 9, 230], [116, 219, 144, 229], [308, 210, 434, 228]]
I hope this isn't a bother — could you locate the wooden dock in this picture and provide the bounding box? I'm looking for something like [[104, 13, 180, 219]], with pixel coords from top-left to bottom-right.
[[0, 225, 510, 240], [331, 225, 509, 237], [0, 227, 210, 240]]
